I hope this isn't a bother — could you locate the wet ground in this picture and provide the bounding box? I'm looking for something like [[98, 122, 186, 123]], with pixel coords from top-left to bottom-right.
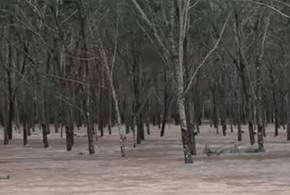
[[0, 124, 289, 194]]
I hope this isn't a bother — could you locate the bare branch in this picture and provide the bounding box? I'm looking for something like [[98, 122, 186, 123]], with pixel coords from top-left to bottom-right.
[[111, 6, 119, 74], [189, 0, 201, 10], [238, 0, 290, 18], [131, 0, 170, 57], [259, 15, 271, 61], [182, 12, 232, 96], [45, 74, 107, 88]]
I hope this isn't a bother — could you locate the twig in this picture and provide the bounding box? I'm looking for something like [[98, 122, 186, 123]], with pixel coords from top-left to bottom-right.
[[182, 12, 231, 97]]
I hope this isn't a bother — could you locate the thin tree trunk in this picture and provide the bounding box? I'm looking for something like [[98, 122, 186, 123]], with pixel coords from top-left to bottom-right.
[[249, 120, 255, 145], [238, 123, 242, 141], [256, 61, 264, 150], [14, 99, 20, 133], [108, 96, 112, 135], [42, 124, 49, 148], [54, 111, 59, 133], [23, 123, 28, 146], [98, 85, 104, 137], [146, 101, 150, 135], [270, 68, 279, 136], [212, 85, 219, 134], [160, 70, 168, 137], [7, 65, 13, 140], [237, 105, 242, 141], [286, 84, 290, 141], [125, 99, 131, 134], [99, 32, 126, 157], [65, 125, 73, 151], [3, 96, 9, 145], [85, 85, 94, 154]]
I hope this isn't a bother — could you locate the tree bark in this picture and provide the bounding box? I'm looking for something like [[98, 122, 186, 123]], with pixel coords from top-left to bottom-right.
[[185, 93, 196, 155], [249, 120, 255, 145], [237, 105, 242, 141], [23, 123, 28, 146], [133, 50, 144, 144], [171, 0, 192, 163], [184, 36, 196, 155], [65, 125, 73, 151], [99, 31, 126, 157], [256, 61, 264, 150], [42, 124, 49, 148], [160, 70, 168, 137], [7, 49, 14, 140], [287, 84, 290, 141]]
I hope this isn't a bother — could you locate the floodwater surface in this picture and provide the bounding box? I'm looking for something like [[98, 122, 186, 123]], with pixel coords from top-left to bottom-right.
[[0, 124, 289, 194]]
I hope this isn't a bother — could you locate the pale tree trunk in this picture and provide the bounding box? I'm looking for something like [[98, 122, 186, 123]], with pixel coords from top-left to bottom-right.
[[98, 16, 126, 157], [171, 0, 193, 163], [131, 0, 194, 163]]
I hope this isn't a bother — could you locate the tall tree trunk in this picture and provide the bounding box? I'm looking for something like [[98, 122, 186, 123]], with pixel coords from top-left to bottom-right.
[[145, 101, 150, 135], [3, 96, 9, 145], [185, 94, 196, 155], [99, 30, 126, 157], [184, 36, 196, 155], [77, 3, 95, 154], [249, 120, 255, 145], [172, 1, 192, 163], [234, 7, 255, 145], [211, 85, 219, 134], [256, 61, 264, 150], [98, 83, 104, 137], [270, 69, 279, 136], [287, 87, 290, 141], [65, 125, 73, 151], [132, 51, 144, 144], [256, 13, 269, 150], [23, 123, 28, 146], [7, 45, 14, 140], [237, 105, 242, 141], [160, 70, 168, 137], [108, 96, 112, 135]]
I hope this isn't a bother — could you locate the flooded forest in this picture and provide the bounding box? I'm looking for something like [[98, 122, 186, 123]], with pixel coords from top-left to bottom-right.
[[0, 1, 290, 194]]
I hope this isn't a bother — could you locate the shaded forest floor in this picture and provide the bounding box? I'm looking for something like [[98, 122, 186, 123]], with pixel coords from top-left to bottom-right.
[[0, 124, 290, 195]]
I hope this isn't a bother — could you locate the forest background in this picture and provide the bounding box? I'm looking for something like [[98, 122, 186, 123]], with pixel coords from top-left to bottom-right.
[[0, 0, 290, 163]]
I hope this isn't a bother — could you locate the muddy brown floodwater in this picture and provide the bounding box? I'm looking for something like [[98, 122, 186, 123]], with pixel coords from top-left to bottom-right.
[[0, 124, 289, 195]]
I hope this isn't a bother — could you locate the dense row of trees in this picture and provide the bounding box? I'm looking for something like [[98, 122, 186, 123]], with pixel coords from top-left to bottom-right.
[[0, 0, 290, 163]]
